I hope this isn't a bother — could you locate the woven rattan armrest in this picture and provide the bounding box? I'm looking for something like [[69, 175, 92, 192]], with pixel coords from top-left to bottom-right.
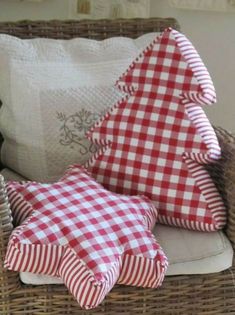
[[0, 18, 180, 39], [0, 176, 21, 295], [214, 127, 235, 247]]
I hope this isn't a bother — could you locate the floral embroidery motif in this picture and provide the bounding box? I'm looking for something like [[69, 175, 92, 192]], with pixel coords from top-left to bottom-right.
[[57, 109, 101, 155]]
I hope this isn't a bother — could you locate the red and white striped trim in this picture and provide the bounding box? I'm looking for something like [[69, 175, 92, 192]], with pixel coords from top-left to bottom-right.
[[183, 156, 226, 230], [4, 242, 64, 275], [118, 251, 167, 288], [171, 29, 224, 231], [5, 240, 167, 309], [58, 248, 120, 309], [173, 31, 224, 230], [183, 102, 221, 161], [158, 215, 219, 232], [7, 183, 33, 226], [172, 28, 220, 163], [173, 29, 216, 105]]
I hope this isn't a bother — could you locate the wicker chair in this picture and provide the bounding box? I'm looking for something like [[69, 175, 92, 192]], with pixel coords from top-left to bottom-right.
[[0, 18, 234, 315]]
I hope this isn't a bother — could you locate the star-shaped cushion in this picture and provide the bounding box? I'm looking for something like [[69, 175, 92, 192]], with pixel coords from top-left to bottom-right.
[[4, 165, 167, 309], [86, 28, 226, 232]]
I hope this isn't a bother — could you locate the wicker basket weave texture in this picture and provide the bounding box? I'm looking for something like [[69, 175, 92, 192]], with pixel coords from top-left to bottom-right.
[[0, 18, 234, 315], [0, 18, 180, 39]]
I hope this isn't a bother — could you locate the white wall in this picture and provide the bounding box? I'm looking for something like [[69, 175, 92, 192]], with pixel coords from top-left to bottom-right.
[[0, 0, 234, 131], [150, 0, 235, 132], [0, 0, 69, 20]]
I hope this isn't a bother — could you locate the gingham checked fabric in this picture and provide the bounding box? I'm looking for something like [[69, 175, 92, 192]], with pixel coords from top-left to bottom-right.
[[4, 165, 167, 309], [86, 28, 226, 232]]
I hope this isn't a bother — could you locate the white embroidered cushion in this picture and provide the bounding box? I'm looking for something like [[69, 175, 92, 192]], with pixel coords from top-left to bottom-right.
[[0, 32, 159, 182]]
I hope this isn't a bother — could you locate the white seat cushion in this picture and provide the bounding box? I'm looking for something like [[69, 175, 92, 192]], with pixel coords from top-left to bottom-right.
[[1, 167, 233, 284], [153, 224, 233, 275]]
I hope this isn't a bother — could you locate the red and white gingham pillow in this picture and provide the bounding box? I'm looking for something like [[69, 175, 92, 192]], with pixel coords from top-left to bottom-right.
[[86, 28, 226, 232], [4, 165, 167, 309]]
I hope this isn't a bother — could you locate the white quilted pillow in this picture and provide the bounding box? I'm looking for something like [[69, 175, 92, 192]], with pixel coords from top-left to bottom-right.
[[0, 32, 159, 182]]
